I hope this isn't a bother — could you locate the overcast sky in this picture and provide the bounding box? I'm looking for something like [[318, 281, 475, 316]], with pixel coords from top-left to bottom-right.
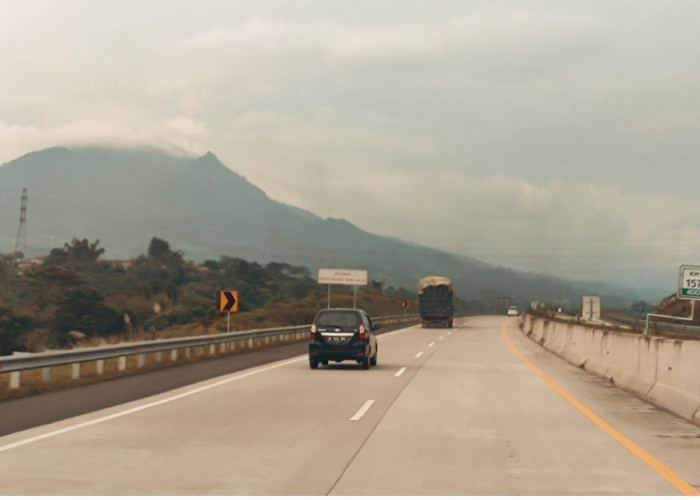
[[1, 0, 699, 291]]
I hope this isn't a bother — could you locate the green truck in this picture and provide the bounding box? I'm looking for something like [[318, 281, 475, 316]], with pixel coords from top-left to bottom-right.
[[417, 276, 454, 328]]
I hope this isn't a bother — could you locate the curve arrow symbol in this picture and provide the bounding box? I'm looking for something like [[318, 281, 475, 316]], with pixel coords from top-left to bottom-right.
[[219, 290, 239, 312]]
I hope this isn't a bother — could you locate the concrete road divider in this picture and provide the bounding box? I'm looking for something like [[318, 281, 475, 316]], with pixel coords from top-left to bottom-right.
[[520, 314, 700, 426]]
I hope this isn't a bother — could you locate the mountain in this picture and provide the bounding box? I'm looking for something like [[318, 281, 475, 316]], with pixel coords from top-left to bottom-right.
[[0, 146, 656, 307]]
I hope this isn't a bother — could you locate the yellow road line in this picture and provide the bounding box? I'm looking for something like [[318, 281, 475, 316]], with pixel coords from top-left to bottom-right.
[[502, 322, 699, 496]]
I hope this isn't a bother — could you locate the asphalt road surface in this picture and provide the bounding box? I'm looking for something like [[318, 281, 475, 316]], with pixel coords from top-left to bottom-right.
[[1, 316, 699, 495]]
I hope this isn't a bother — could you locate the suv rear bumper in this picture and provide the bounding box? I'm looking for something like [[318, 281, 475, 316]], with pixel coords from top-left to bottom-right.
[[309, 342, 369, 362]]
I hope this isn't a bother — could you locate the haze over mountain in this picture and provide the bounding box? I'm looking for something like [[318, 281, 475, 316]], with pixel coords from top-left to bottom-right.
[[0, 146, 662, 307]]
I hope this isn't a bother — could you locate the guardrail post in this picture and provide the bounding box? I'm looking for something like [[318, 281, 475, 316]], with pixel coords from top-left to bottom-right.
[[0, 316, 417, 396], [10, 371, 20, 389]]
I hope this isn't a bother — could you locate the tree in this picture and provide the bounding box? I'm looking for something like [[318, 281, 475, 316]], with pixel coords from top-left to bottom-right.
[[0, 305, 33, 355], [54, 286, 122, 340], [265, 262, 311, 279], [45, 238, 105, 266], [148, 237, 171, 259], [148, 237, 183, 263], [24, 265, 84, 296], [370, 279, 387, 292], [630, 301, 652, 318]]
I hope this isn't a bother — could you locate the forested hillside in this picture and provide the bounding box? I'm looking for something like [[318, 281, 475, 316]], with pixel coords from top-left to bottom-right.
[[0, 237, 416, 356], [0, 146, 655, 309]]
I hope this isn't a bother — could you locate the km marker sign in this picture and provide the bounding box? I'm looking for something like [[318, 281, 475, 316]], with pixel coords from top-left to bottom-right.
[[679, 265, 700, 299]]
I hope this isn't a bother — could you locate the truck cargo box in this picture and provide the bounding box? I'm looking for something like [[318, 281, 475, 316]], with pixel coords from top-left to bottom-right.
[[417, 276, 454, 328]]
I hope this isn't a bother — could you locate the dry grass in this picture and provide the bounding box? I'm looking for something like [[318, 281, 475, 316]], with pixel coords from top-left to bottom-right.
[[0, 289, 409, 401]]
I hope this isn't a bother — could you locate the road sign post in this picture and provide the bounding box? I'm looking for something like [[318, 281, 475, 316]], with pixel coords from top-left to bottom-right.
[[645, 265, 699, 334], [317, 268, 368, 309], [218, 289, 239, 332], [582, 296, 601, 321]]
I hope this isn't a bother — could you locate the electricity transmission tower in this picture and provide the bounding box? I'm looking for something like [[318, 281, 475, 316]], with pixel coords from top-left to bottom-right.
[[13, 187, 28, 260]]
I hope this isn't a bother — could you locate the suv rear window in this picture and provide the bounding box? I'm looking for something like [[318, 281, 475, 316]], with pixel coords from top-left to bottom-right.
[[314, 311, 360, 329]]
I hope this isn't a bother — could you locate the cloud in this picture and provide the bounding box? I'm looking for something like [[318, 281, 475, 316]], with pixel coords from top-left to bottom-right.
[[166, 117, 208, 137], [181, 7, 609, 74], [187, 20, 313, 52], [265, 167, 697, 287], [0, 122, 42, 163], [0, 119, 198, 163], [1, 1, 699, 293]]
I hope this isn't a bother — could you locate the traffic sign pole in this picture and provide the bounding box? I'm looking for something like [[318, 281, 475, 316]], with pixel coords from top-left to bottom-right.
[[317, 268, 368, 310], [218, 289, 239, 332]]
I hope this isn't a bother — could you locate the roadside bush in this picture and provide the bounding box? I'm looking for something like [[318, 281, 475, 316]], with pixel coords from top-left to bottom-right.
[[54, 286, 123, 339], [0, 305, 33, 355]]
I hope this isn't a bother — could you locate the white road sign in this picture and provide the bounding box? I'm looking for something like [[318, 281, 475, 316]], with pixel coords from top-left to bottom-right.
[[679, 265, 700, 298], [582, 296, 601, 321], [317, 268, 368, 286]]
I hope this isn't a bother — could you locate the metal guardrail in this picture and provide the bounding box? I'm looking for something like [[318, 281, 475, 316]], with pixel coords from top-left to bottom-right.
[[528, 309, 700, 336], [0, 314, 420, 376], [612, 316, 700, 336]]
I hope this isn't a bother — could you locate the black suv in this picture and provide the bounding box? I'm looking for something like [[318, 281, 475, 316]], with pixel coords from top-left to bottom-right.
[[308, 308, 379, 369]]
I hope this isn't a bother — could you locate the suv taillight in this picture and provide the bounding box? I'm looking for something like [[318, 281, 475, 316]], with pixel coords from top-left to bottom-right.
[[310, 323, 317, 339], [359, 323, 367, 340]]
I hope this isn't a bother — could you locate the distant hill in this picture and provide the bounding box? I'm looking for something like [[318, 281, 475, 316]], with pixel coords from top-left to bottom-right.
[[0, 146, 652, 307]]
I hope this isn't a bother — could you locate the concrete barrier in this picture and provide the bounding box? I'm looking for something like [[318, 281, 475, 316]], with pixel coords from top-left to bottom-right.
[[646, 340, 700, 423], [543, 321, 568, 358], [520, 314, 700, 426], [598, 332, 654, 399], [637, 335, 660, 399], [562, 322, 590, 369]]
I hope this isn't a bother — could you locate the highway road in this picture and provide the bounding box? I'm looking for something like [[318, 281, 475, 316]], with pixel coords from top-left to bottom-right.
[[1, 316, 700, 495]]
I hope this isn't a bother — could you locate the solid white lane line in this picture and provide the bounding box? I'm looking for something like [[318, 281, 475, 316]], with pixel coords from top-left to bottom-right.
[[0, 356, 305, 454], [394, 367, 406, 377], [350, 400, 376, 421], [415, 351, 424, 358]]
